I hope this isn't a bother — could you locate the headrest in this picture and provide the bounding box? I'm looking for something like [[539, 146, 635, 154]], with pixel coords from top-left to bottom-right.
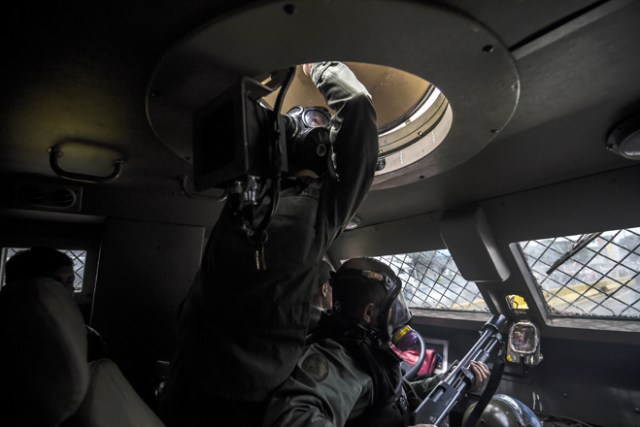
[[0, 277, 89, 426]]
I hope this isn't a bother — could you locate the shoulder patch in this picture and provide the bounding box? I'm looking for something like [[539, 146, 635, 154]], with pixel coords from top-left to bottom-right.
[[301, 353, 329, 382]]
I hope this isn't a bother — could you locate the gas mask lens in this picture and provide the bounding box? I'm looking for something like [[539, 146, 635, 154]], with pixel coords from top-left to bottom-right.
[[389, 291, 412, 332], [388, 295, 413, 350], [303, 108, 331, 128], [377, 272, 412, 342], [285, 106, 331, 138]]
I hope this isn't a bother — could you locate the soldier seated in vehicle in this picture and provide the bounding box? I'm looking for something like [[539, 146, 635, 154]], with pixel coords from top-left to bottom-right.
[[263, 257, 490, 427]]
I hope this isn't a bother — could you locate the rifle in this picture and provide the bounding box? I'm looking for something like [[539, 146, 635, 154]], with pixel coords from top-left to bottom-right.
[[410, 314, 507, 425]]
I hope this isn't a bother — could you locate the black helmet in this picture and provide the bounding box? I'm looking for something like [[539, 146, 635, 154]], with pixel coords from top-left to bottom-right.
[[462, 394, 542, 427], [332, 257, 411, 341]]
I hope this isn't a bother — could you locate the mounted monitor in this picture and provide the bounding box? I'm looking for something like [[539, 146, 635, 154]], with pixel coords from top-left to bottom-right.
[[192, 78, 275, 192]]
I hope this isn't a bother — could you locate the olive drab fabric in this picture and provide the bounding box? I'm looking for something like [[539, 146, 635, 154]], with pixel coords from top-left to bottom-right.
[[160, 62, 378, 426]]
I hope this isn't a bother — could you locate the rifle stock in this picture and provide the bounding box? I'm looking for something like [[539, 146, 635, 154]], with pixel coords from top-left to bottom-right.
[[410, 314, 507, 425]]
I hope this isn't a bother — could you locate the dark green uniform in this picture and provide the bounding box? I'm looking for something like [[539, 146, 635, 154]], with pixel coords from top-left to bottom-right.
[[160, 62, 378, 426], [263, 315, 442, 427]]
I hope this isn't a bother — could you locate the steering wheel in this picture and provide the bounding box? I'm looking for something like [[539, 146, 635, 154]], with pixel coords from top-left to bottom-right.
[[401, 328, 426, 380]]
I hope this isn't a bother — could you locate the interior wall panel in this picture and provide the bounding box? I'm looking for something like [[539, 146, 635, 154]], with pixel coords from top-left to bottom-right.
[[91, 218, 205, 403]]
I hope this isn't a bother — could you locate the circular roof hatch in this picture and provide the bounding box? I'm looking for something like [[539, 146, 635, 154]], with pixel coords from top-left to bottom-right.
[[145, 0, 519, 191], [260, 62, 452, 179]]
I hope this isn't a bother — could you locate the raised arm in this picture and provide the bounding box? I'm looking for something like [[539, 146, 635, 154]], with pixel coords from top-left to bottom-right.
[[307, 61, 379, 238]]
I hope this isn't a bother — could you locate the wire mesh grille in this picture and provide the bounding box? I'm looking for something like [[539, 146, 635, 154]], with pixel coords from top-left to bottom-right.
[[518, 227, 640, 319], [375, 250, 488, 312], [1, 247, 86, 292]]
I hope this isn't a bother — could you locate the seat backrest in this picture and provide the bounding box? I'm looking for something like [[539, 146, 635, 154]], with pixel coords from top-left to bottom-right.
[[63, 359, 165, 427], [0, 277, 165, 427], [0, 277, 89, 426]]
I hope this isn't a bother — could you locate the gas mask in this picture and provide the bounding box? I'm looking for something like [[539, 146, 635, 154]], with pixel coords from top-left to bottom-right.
[[283, 106, 336, 177], [333, 258, 412, 343], [383, 276, 412, 343]]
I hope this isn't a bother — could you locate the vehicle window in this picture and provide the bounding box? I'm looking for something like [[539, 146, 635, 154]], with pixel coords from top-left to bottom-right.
[[0, 247, 87, 293], [374, 251, 489, 312], [516, 227, 640, 320]]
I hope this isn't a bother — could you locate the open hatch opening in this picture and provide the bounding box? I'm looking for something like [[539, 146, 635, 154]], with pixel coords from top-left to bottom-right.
[[260, 62, 452, 177]]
